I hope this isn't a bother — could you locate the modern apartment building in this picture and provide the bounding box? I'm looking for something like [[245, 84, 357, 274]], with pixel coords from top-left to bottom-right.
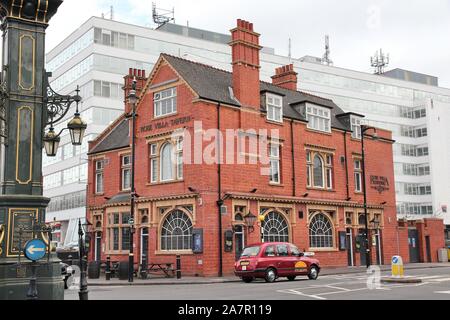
[[44, 16, 450, 247]]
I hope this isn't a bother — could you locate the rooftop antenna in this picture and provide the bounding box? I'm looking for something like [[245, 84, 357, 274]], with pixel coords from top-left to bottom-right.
[[322, 35, 333, 66], [152, 2, 175, 27], [100, 5, 114, 20], [371, 48, 390, 75]]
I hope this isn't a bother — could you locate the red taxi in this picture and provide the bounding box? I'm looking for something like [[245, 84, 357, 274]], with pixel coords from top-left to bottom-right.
[[234, 242, 320, 283]]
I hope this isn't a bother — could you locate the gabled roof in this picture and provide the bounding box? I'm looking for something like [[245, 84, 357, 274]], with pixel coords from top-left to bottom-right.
[[161, 54, 349, 131], [89, 118, 130, 155]]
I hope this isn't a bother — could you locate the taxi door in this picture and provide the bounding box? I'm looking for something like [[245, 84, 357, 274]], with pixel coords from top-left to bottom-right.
[[290, 244, 308, 275]]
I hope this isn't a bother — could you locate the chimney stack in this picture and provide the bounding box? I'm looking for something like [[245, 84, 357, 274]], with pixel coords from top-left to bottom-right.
[[229, 19, 262, 109], [271, 64, 298, 91], [123, 68, 147, 114]]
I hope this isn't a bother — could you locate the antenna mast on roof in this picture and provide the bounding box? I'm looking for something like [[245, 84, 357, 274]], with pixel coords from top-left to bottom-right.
[[322, 35, 333, 66], [288, 38, 292, 61], [152, 2, 175, 27], [101, 5, 114, 20], [371, 48, 390, 75]]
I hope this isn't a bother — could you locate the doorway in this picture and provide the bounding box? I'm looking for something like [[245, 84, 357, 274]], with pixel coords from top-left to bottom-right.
[[141, 228, 149, 264], [425, 236, 432, 262], [234, 225, 245, 261], [95, 232, 101, 262], [408, 229, 420, 263], [346, 228, 354, 266], [358, 229, 367, 266]]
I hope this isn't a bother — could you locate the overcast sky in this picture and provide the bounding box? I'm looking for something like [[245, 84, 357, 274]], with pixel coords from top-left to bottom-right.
[[46, 0, 450, 88]]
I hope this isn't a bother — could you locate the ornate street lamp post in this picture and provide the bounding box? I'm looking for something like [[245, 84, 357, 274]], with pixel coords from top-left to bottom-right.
[[127, 77, 138, 283], [360, 124, 378, 268], [0, 0, 86, 300]]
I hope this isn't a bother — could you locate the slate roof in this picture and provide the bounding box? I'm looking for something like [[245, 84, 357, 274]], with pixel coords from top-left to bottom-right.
[[89, 54, 352, 155], [89, 118, 130, 155], [162, 54, 350, 131]]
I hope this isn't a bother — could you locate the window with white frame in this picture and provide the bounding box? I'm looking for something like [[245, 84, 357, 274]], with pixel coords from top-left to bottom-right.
[[149, 139, 183, 183], [309, 213, 334, 248], [269, 144, 280, 184], [107, 212, 131, 252], [161, 210, 193, 251], [351, 116, 362, 139], [307, 151, 333, 189], [95, 160, 104, 194], [266, 94, 283, 122], [354, 159, 362, 192], [306, 104, 331, 132], [154, 87, 177, 118], [176, 138, 183, 180], [121, 155, 131, 190], [149, 143, 158, 183]]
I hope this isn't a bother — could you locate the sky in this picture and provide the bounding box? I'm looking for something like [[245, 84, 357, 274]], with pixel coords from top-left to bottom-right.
[[45, 0, 450, 88]]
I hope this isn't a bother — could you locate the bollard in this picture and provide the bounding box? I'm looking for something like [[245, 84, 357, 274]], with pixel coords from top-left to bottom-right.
[[391, 256, 404, 278], [140, 254, 148, 280], [176, 255, 181, 279], [68, 255, 73, 266], [105, 256, 111, 281]]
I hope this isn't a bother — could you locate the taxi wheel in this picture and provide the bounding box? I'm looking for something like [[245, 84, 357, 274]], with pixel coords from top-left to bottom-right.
[[242, 277, 254, 283], [287, 275, 296, 281], [264, 268, 277, 283], [308, 266, 319, 280]]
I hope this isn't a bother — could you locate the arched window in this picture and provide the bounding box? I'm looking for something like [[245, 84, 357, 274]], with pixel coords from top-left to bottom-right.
[[261, 211, 289, 243], [160, 143, 173, 181], [309, 213, 334, 248], [161, 210, 193, 251], [313, 155, 324, 187]]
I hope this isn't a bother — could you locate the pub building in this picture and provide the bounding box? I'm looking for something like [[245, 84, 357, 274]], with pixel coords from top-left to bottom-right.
[[86, 19, 442, 277]]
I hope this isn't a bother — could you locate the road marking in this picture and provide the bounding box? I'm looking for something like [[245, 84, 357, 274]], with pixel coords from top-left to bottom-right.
[[435, 291, 450, 295], [277, 289, 327, 300], [428, 277, 450, 282]]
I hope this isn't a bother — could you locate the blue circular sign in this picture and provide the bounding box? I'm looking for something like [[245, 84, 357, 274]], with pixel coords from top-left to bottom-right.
[[24, 239, 47, 261], [392, 256, 398, 264]]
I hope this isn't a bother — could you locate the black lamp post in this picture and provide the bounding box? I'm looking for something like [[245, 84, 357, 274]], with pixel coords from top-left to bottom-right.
[[127, 77, 138, 283], [360, 124, 378, 268], [77, 219, 88, 300]]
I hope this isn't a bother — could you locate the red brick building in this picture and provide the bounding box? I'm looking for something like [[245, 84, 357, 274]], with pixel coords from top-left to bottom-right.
[[86, 19, 443, 276]]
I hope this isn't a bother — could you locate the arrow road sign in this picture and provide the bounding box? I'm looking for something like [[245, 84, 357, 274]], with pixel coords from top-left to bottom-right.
[[24, 239, 47, 261]]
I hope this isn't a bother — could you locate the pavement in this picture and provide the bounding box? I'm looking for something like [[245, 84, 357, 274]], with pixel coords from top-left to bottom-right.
[[65, 265, 450, 300], [85, 262, 450, 286]]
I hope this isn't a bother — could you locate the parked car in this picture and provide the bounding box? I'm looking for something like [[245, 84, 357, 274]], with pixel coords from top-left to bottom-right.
[[61, 262, 75, 289], [234, 242, 320, 283]]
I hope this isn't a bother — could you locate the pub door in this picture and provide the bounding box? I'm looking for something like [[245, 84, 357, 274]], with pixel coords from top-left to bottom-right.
[[95, 232, 102, 262], [358, 229, 367, 266], [346, 228, 354, 266], [234, 225, 245, 261]]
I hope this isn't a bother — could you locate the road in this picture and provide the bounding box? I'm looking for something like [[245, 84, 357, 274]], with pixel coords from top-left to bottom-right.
[[64, 266, 450, 300]]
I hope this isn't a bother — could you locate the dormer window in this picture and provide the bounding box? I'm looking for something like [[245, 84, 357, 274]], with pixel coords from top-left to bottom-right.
[[266, 93, 283, 123], [351, 115, 362, 139], [306, 103, 331, 133]]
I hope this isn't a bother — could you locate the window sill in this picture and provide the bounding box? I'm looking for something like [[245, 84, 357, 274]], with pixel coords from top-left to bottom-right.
[[265, 119, 284, 126], [146, 179, 184, 186], [155, 250, 194, 255], [153, 112, 178, 121], [95, 193, 105, 196], [306, 187, 336, 193], [305, 128, 332, 136], [269, 182, 284, 187]]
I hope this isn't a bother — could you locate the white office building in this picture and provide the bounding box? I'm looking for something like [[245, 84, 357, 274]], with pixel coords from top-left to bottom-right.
[[44, 17, 450, 247]]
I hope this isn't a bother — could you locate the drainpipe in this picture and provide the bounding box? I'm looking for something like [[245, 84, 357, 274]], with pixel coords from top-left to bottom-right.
[[343, 131, 350, 200], [216, 103, 223, 277], [290, 120, 296, 197]]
